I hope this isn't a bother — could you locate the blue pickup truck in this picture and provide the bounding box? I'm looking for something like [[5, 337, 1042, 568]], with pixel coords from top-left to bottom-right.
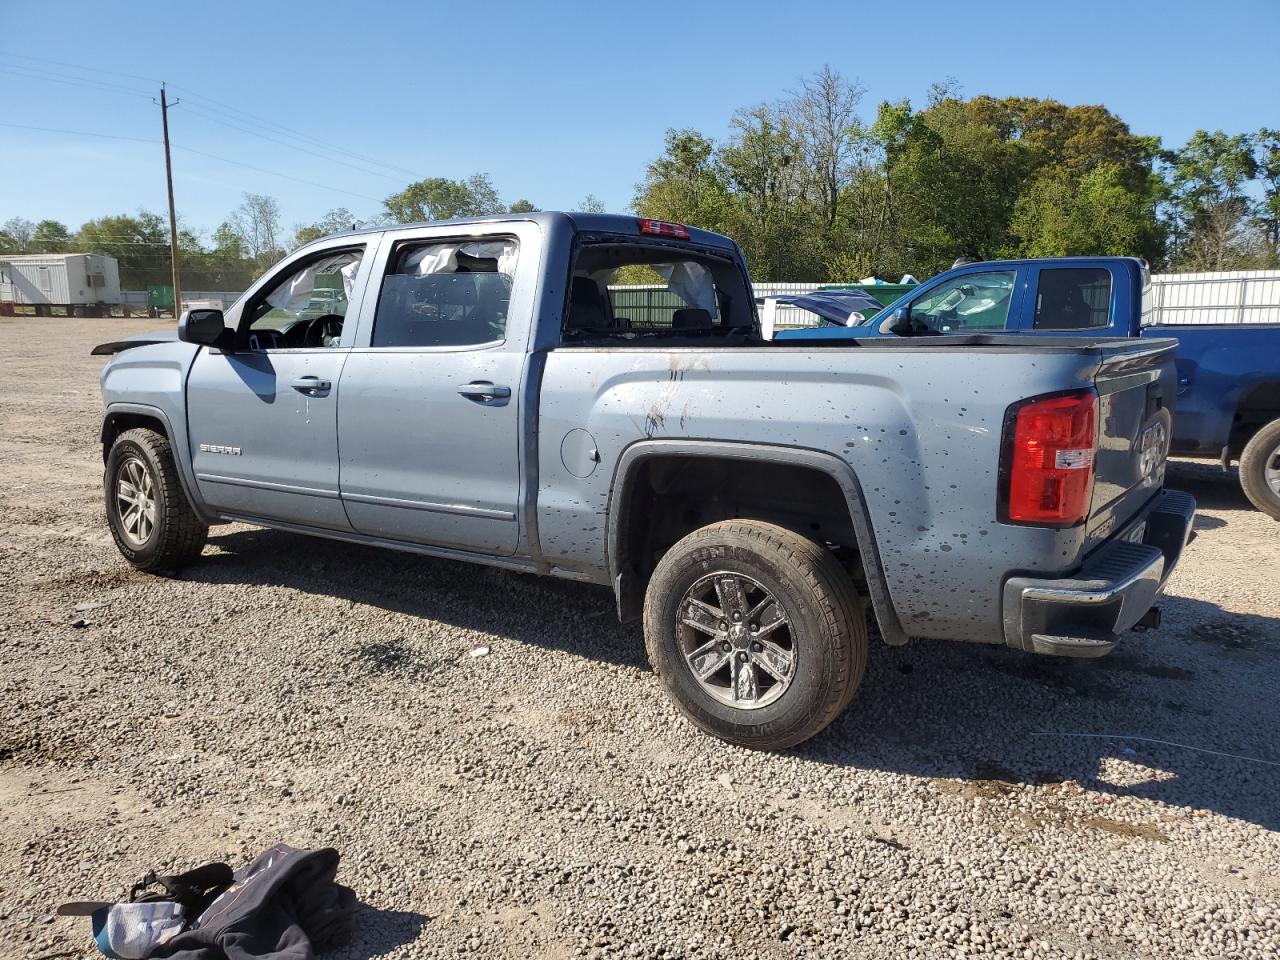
[[781, 257, 1280, 519]]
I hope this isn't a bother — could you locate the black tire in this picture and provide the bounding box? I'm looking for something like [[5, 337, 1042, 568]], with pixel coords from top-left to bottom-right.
[[643, 520, 868, 750], [105, 427, 208, 572], [1239, 418, 1280, 520]]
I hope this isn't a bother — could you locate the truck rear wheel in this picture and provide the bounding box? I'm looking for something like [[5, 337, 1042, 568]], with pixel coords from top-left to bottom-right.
[[1239, 417, 1280, 520], [643, 520, 867, 750], [105, 427, 208, 572]]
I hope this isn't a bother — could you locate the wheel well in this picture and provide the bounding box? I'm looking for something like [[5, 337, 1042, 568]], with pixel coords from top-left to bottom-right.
[[101, 412, 169, 461], [613, 455, 864, 617], [1231, 382, 1280, 452]]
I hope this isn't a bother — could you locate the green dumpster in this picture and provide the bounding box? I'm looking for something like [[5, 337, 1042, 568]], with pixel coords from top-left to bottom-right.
[[148, 285, 175, 309], [817, 283, 917, 308]]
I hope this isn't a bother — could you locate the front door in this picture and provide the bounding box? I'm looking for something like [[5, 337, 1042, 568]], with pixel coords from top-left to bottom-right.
[[186, 242, 374, 529], [338, 231, 529, 555]]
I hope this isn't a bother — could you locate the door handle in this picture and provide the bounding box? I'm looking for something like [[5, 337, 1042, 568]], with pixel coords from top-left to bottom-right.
[[457, 381, 511, 403], [291, 376, 331, 394]]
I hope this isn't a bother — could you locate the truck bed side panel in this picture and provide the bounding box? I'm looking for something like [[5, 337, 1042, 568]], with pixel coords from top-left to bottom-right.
[[1143, 324, 1280, 454], [538, 344, 1102, 643]]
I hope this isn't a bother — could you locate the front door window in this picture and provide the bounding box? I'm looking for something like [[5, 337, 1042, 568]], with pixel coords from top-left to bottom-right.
[[909, 270, 1017, 332], [244, 249, 364, 350]]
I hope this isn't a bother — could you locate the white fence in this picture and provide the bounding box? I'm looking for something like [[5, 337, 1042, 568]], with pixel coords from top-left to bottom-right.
[[116, 270, 1279, 326], [1145, 271, 1280, 325], [119, 290, 244, 312], [751, 272, 1280, 328]]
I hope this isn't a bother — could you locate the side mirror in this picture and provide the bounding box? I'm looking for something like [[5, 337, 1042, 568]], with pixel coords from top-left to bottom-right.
[[178, 308, 225, 345], [878, 306, 913, 336]]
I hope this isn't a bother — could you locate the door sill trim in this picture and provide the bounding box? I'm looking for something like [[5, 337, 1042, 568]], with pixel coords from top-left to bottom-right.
[[341, 491, 515, 521], [216, 512, 540, 572], [197, 473, 340, 499]]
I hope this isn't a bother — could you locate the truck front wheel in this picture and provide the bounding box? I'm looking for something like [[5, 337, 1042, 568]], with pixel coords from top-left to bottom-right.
[[105, 427, 209, 572], [1239, 418, 1280, 520], [643, 520, 868, 750]]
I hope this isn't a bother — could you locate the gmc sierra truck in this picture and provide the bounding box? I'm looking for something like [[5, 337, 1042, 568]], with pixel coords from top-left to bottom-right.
[[781, 257, 1280, 519], [95, 214, 1195, 749]]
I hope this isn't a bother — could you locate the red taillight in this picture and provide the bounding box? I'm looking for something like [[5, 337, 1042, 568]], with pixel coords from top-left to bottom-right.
[[1002, 390, 1098, 527], [638, 218, 690, 239]]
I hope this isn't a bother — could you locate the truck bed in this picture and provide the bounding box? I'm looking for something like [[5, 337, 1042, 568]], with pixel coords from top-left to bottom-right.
[[538, 335, 1177, 644]]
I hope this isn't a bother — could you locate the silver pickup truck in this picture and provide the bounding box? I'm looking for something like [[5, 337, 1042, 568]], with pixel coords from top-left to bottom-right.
[[96, 213, 1195, 749]]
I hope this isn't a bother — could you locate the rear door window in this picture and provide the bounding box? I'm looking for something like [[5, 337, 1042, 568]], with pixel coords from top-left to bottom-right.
[[372, 239, 517, 348], [1033, 268, 1112, 330]]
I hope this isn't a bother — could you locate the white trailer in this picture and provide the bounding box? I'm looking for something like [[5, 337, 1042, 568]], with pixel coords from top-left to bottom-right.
[[0, 253, 122, 316]]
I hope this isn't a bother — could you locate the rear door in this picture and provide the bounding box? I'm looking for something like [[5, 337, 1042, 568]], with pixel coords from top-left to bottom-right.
[[336, 222, 539, 556], [185, 240, 376, 530]]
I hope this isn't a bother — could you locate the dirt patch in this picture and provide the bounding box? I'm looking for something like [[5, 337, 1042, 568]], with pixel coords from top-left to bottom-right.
[[1083, 816, 1169, 843], [1190, 618, 1258, 650], [932, 777, 1017, 800]]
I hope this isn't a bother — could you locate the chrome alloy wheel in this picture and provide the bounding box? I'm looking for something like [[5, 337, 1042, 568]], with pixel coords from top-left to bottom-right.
[[114, 455, 156, 547], [676, 572, 795, 709], [1265, 442, 1280, 498]]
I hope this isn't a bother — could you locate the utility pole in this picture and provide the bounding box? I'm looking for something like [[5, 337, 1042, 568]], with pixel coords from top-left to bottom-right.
[[159, 83, 182, 315]]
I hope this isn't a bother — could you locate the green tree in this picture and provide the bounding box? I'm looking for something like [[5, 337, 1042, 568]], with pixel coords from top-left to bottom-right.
[[1254, 128, 1280, 258], [227, 193, 284, 271], [1165, 130, 1260, 269], [507, 198, 539, 213], [787, 65, 866, 232], [76, 211, 171, 288], [576, 194, 606, 214], [0, 217, 36, 252], [867, 95, 1164, 274], [202, 223, 257, 290], [1011, 163, 1157, 258], [32, 219, 72, 252], [872, 97, 1025, 275], [383, 174, 502, 223], [292, 208, 358, 248], [633, 129, 733, 233], [719, 103, 815, 280], [629, 87, 1180, 280]]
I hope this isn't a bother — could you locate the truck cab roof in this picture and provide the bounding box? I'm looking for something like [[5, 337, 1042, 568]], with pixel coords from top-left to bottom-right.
[[295, 212, 740, 254]]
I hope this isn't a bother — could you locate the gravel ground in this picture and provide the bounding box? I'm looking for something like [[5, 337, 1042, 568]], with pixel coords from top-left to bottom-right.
[[1, 317, 1278, 960]]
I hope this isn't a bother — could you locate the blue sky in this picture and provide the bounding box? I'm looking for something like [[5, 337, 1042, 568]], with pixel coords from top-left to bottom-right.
[[1, 0, 1276, 240]]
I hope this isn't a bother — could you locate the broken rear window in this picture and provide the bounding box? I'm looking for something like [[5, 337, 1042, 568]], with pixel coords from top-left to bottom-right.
[[564, 242, 754, 341]]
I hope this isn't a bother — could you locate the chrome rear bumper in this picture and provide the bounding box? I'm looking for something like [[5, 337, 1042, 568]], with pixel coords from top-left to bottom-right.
[[1002, 489, 1196, 657]]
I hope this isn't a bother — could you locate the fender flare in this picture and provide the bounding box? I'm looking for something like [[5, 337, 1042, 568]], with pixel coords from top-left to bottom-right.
[[605, 438, 907, 645], [1230, 377, 1280, 438], [100, 402, 217, 524]]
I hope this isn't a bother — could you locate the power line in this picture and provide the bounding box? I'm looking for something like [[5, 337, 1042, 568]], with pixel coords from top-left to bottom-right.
[[0, 120, 158, 144], [0, 120, 384, 203], [0, 65, 152, 99], [0, 51, 159, 85], [178, 102, 405, 183], [0, 58, 416, 191], [173, 145, 383, 202], [171, 87, 420, 179]]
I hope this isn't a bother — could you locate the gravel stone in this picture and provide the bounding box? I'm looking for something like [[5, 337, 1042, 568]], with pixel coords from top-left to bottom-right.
[[0, 318, 1277, 959]]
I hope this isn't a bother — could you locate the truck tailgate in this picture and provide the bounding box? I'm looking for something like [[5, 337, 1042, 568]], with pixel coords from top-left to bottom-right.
[[1084, 339, 1179, 553]]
